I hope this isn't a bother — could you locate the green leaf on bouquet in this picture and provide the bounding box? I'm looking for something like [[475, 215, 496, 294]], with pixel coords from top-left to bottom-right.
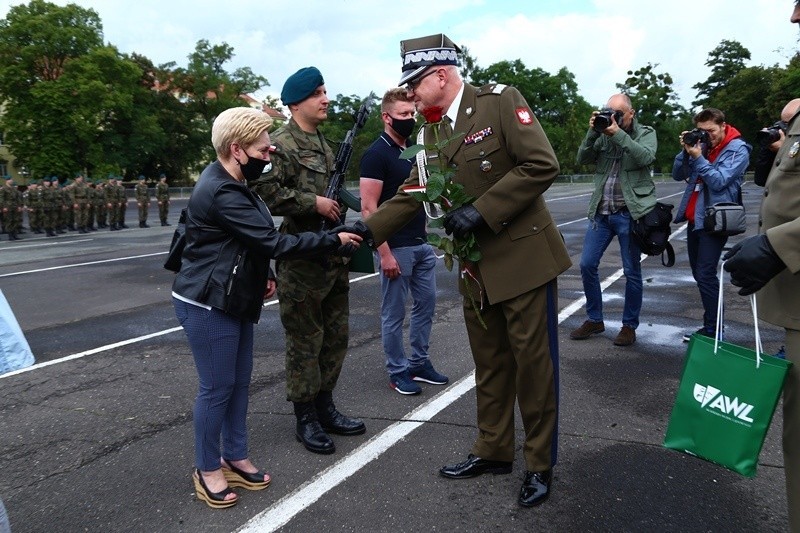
[[399, 145, 425, 159], [427, 233, 442, 246], [443, 253, 454, 271], [425, 173, 445, 199], [427, 217, 444, 229]]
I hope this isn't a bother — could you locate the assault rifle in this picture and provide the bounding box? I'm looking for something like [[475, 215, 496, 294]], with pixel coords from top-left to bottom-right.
[[320, 93, 375, 231]]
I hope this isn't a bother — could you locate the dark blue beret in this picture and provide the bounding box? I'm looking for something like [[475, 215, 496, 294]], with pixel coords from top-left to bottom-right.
[[281, 66, 324, 106]]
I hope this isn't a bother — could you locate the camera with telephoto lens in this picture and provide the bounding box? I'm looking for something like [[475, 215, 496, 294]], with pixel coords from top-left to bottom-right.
[[682, 128, 710, 146], [593, 108, 624, 133], [756, 120, 788, 147]]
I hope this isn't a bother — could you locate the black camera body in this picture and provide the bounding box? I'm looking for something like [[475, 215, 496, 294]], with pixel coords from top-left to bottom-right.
[[593, 108, 624, 133], [756, 120, 788, 147], [682, 128, 710, 146]]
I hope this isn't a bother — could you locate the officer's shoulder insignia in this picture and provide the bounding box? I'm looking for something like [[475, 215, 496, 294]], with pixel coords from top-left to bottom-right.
[[477, 83, 507, 96]]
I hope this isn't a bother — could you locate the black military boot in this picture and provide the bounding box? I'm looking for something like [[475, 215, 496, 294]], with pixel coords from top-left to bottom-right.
[[293, 401, 335, 454], [110, 223, 118, 231], [46, 229, 55, 237], [314, 390, 366, 436], [142, 222, 150, 228], [78, 226, 87, 234]]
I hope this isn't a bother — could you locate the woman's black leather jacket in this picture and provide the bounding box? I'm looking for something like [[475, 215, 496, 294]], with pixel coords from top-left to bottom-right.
[[172, 161, 339, 322]]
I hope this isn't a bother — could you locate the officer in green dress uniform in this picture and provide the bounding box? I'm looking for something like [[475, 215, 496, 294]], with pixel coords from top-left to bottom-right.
[[364, 34, 571, 507]]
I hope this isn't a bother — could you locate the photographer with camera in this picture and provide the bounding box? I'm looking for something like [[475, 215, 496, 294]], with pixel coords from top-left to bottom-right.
[[753, 98, 800, 186], [571, 93, 657, 347], [671, 108, 751, 342]]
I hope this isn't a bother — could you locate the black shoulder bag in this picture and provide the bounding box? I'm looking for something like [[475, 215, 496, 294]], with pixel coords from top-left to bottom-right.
[[163, 208, 187, 272], [631, 202, 676, 267]]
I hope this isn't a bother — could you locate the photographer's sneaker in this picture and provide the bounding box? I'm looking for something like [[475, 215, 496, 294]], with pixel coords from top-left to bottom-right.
[[410, 360, 449, 385], [390, 371, 422, 395]]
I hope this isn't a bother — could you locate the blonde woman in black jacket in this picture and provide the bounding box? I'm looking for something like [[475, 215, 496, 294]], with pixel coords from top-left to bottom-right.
[[172, 107, 363, 509]]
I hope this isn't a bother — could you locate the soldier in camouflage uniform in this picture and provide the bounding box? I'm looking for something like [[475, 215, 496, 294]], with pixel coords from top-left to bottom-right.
[[25, 180, 44, 233], [94, 180, 107, 228], [116, 177, 128, 229], [85, 180, 97, 231], [63, 179, 76, 231], [0, 176, 23, 240], [72, 173, 90, 233], [156, 173, 170, 226], [55, 179, 68, 233], [103, 176, 117, 230], [41, 177, 55, 236], [135, 175, 150, 228], [248, 66, 365, 455]]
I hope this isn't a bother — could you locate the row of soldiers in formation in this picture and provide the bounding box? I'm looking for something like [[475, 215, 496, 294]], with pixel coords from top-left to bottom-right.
[[0, 173, 171, 241]]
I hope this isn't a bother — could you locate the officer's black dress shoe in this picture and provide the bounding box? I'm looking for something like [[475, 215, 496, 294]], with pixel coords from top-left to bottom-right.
[[439, 454, 512, 479], [518, 469, 552, 507]]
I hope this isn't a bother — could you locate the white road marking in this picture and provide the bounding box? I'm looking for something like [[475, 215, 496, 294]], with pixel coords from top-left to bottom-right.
[[0, 251, 166, 277], [0, 238, 94, 251]]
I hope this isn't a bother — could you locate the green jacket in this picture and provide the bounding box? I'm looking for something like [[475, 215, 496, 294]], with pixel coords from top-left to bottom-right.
[[135, 183, 150, 202], [156, 182, 169, 201], [576, 119, 657, 221]]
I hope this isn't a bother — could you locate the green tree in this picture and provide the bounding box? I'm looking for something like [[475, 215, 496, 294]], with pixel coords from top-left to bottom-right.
[[0, 0, 104, 178], [692, 39, 751, 109], [171, 40, 269, 169], [617, 63, 689, 171], [458, 45, 480, 84], [469, 60, 593, 173]]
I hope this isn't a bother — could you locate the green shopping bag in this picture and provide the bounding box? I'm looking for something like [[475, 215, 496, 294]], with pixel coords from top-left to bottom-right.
[[663, 334, 790, 476], [664, 266, 791, 477]]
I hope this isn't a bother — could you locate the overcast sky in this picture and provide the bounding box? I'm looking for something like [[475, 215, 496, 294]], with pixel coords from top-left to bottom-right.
[[2, 0, 798, 110]]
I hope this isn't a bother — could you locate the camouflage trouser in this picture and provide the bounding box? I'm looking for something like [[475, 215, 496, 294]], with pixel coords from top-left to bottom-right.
[[75, 201, 89, 227], [138, 201, 148, 223], [97, 203, 107, 226], [159, 201, 169, 223], [3, 208, 21, 233], [30, 207, 43, 230], [276, 259, 350, 403], [43, 207, 55, 230], [118, 202, 127, 225]]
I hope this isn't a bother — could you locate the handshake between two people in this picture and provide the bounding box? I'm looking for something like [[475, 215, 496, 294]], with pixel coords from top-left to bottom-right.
[[329, 220, 372, 257]]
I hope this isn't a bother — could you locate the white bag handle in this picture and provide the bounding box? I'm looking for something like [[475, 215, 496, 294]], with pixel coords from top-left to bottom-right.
[[716, 261, 763, 367]]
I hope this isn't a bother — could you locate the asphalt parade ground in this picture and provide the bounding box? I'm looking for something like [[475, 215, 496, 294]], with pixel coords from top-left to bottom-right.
[[0, 180, 790, 532]]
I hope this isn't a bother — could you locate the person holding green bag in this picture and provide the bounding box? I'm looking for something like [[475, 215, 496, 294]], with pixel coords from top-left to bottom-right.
[[722, 4, 800, 530]]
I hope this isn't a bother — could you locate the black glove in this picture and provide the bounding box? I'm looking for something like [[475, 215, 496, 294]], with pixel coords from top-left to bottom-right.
[[443, 205, 485, 239], [333, 220, 373, 246], [332, 242, 359, 257], [722, 234, 786, 296]]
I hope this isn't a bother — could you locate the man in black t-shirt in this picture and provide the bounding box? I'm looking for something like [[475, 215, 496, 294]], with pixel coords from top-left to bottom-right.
[[360, 88, 448, 396]]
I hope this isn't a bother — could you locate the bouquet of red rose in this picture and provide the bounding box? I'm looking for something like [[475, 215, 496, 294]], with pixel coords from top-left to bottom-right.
[[400, 106, 486, 328]]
